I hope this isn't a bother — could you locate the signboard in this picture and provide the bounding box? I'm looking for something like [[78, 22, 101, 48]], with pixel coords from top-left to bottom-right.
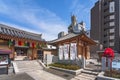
[[70, 43, 77, 60], [0, 54, 9, 65], [63, 44, 69, 60], [112, 60, 120, 69]]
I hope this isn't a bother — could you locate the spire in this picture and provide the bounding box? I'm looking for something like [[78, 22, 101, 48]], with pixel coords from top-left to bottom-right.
[[71, 15, 77, 27]]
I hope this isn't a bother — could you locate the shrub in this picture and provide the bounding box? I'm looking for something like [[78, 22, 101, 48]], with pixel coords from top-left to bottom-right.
[[49, 63, 80, 70], [104, 70, 120, 79]]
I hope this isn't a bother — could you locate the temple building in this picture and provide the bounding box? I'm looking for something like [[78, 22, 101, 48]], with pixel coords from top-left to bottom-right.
[[0, 24, 47, 60], [50, 15, 97, 61]]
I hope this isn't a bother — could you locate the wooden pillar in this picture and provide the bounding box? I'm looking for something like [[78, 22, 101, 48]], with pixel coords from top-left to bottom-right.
[[84, 44, 89, 59], [68, 41, 70, 59], [85, 45, 87, 59], [77, 38, 79, 58], [10, 46, 15, 60], [86, 46, 90, 59], [33, 49, 37, 59], [82, 43, 85, 59], [32, 49, 34, 60]]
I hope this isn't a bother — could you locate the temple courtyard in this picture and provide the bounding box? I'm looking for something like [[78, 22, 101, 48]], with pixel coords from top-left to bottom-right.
[[0, 60, 99, 80]]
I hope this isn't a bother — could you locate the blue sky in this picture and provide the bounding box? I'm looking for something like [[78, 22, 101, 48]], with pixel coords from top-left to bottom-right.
[[0, 0, 97, 41]]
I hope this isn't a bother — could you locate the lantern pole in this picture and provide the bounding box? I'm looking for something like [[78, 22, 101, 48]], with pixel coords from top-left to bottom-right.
[[107, 30, 109, 48]]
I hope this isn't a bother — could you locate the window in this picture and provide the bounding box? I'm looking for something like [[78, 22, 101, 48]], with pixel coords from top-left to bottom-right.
[[109, 22, 115, 26], [109, 1, 115, 13], [109, 15, 115, 19], [110, 35, 115, 39], [109, 28, 115, 33], [110, 42, 114, 46]]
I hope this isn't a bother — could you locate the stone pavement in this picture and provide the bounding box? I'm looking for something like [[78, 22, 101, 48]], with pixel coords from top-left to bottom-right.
[[13, 60, 43, 74], [0, 60, 100, 80], [0, 73, 34, 80], [13, 60, 67, 80], [27, 70, 67, 80]]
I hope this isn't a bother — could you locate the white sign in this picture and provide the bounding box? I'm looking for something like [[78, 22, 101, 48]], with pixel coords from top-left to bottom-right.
[[58, 46, 63, 60], [64, 44, 69, 60], [70, 43, 77, 60], [112, 60, 120, 69]]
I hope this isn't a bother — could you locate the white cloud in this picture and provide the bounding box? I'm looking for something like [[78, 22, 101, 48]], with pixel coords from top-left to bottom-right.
[[0, 0, 68, 41]]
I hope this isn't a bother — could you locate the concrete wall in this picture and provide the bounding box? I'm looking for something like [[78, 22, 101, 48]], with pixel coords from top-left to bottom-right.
[[43, 50, 58, 64], [43, 50, 57, 59]]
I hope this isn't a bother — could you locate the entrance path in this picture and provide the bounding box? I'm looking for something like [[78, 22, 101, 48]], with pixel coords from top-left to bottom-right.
[[10, 60, 100, 80], [13, 60, 66, 80], [0, 73, 34, 80], [27, 70, 66, 80]]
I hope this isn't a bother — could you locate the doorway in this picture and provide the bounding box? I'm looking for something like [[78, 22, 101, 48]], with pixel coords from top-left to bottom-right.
[[15, 47, 28, 56], [14, 47, 28, 60], [37, 50, 43, 62]]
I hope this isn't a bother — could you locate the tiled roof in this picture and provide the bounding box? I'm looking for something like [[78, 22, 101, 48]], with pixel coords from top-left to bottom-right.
[[49, 32, 97, 45], [0, 24, 45, 41], [49, 33, 79, 43]]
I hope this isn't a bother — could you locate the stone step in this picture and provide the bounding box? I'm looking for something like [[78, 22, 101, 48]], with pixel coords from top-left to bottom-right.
[[78, 73, 96, 78], [71, 78, 88, 80], [18, 69, 41, 73], [17, 64, 41, 68], [82, 70, 98, 75], [19, 67, 42, 71], [74, 75, 96, 80], [71, 70, 97, 80]]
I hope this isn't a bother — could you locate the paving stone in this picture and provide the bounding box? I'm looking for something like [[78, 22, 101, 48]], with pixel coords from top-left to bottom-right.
[[0, 73, 34, 80]]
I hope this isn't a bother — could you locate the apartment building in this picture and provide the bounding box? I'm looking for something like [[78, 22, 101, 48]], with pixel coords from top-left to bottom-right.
[[91, 0, 120, 52]]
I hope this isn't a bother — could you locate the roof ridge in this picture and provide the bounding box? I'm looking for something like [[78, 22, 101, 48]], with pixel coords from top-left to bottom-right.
[[0, 23, 42, 36], [0, 23, 44, 41]]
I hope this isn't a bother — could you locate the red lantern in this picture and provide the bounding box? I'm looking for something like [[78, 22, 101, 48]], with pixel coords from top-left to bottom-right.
[[103, 48, 114, 58], [32, 42, 35, 48], [18, 41, 22, 46]]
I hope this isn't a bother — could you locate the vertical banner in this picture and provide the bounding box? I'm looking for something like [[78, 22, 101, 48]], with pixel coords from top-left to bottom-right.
[[64, 44, 69, 60], [59, 46, 63, 60], [70, 43, 77, 60]]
